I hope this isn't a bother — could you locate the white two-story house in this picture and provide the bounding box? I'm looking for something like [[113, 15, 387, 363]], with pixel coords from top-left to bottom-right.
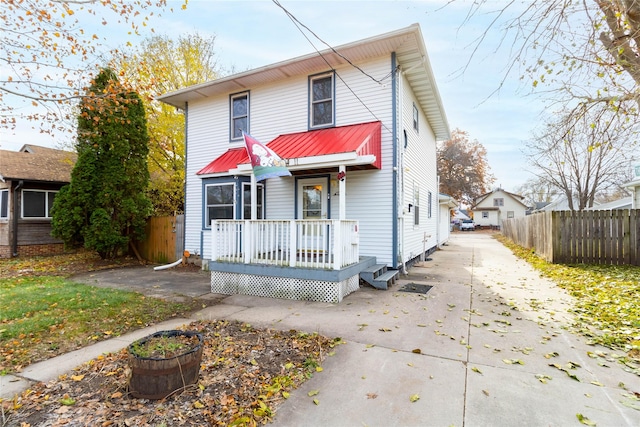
[[158, 24, 450, 302], [472, 188, 528, 229]]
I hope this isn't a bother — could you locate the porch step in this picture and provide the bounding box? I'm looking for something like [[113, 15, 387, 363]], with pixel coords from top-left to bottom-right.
[[360, 264, 399, 290]]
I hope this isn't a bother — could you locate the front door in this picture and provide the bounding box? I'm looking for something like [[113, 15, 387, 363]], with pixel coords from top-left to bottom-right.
[[297, 177, 328, 252]]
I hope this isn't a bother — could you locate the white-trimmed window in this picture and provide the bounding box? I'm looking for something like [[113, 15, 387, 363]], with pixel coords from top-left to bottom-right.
[[482, 211, 489, 218], [242, 182, 264, 219], [493, 198, 504, 207], [0, 189, 8, 219], [413, 103, 419, 132], [230, 92, 249, 141], [309, 73, 334, 128], [507, 211, 514, 219], [206, 183, 234, 226], [428, 191, 432, 218], [22, 189, 56, 218]]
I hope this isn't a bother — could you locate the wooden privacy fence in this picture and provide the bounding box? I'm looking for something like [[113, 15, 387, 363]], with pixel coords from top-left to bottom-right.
[[502, 210, 640, 265], [134, 215, 184, 264]]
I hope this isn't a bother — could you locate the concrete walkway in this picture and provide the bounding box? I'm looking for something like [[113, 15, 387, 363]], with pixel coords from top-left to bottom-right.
[[2, 233, 639, 426]]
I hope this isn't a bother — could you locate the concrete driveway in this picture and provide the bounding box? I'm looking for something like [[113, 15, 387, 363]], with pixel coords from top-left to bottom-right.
[[5, 232, 639, 426]]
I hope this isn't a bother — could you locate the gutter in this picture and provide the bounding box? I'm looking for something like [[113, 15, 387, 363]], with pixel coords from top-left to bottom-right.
[[12, 180, 23, 257], [391, 52, 398, 270]]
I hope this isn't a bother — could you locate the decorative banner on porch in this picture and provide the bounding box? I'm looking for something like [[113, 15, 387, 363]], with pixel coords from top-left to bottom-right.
[[243, 132, 291, 181]]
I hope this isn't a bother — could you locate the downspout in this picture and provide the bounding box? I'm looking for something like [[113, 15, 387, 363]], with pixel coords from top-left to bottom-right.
[[391, 52, 399, 270], [436, 175, 440, 247], [12, 180, 23, 257], [183, 102, 194, 264]]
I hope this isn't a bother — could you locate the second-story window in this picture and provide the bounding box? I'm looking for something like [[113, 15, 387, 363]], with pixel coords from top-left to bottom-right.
[[231, 92, 249, 141], [310, 73, 334, 128]]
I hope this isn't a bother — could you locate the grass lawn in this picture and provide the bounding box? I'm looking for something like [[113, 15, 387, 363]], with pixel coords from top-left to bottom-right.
[[0, 253, 202, 374]]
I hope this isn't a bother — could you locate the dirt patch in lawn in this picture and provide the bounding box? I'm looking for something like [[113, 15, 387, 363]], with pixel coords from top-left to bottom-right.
[[4, 320, 341, 426]]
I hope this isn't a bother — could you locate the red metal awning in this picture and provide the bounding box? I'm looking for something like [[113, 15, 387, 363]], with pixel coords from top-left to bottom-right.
[[197, 121, 381, 175]]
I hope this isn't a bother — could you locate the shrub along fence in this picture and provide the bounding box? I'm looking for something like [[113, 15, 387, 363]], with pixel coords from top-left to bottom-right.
[[502, 210, 640, 265]]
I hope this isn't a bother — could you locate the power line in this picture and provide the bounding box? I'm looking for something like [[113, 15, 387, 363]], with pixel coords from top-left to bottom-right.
[[271, 0, 394, 135], [271, 0, 393, 85]]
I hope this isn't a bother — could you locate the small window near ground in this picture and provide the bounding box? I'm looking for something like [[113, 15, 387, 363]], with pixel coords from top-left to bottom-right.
[[0, 189, 8, 218], [230, 92, 249, 141], [482, 211, 489, 219], [206, 183, 234, 226], [22, 189, 56, 218], [309, 73, 334, 128], [507, 211, 514, 219]]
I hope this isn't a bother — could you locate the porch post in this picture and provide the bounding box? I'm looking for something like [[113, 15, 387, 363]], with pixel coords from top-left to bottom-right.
[[289, 221, 297, 267], [339, 164, 346, 220], [333, 220, 342, 269], [211, 220, 217, 261], [244, 220, 251, 263], [251, 174, 257, 220]]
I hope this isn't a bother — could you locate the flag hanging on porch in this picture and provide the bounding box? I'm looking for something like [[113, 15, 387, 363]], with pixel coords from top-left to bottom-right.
[[243, 132, 291, 181]]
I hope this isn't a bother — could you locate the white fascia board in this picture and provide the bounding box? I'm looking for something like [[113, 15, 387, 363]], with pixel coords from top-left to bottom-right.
[[287, 154, 376, 170]]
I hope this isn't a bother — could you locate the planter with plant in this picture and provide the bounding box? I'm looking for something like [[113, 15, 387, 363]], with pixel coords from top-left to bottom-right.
[[127, 329, 204, 399]]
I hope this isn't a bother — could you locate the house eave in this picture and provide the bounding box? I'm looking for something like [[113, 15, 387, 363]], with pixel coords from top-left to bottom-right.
[[157, 24, 449, 140], [221, 153, 377, 176]]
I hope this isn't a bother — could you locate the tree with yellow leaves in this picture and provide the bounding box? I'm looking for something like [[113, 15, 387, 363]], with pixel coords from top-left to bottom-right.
[[1, 0, 184, 135]]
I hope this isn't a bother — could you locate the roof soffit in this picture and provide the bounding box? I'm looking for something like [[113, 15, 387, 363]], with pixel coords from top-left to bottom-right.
[[158, 25, 449, 140]]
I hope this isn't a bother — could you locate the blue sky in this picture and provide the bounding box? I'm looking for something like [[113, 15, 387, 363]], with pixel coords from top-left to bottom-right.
[[1, 0, 544, 191]]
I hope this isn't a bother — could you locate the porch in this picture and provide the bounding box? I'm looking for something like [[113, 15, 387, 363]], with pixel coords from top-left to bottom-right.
[[209, 219, 378, 303]]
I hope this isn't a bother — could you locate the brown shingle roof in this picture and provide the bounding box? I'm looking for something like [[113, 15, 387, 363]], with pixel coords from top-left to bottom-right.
[[0, 144, 76, 183]]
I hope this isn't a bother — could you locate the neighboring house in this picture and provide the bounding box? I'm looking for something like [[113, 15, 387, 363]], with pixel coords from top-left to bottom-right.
[[452, 208, 470, 224], [586, 197, 632, 210], [0, 144, 76, 257], [535, 195, 601, 212], [472, 188, 528, 229], [158, 24, 450, 302], [624, 162, 640, 208], [438, 193, 457, 245]]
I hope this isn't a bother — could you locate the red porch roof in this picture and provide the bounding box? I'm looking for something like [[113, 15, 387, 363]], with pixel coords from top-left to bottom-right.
[[197, 121, 382, 175]]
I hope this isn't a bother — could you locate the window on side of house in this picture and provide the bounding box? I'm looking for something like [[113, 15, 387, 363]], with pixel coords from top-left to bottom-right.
[[242, 182, 264, 219], [507, 211, 514, 219], [22, 189, 56, 218], [230, 92, 249, 141], [428, 191, 432, 218], [205, 183, 234, 227], [482, 211, 489, 219], [412, 103, 419, 132], [309, 73, 334, 128], [493, 198, 504, 207], [0, 189, 8, 219]]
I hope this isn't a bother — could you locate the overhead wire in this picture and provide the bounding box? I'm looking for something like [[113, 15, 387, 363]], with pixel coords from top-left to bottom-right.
[[271, 0, 396, 136]]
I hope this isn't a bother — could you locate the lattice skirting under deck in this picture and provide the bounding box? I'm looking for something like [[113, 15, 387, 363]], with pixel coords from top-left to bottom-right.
[[210, 271, 360, 303]]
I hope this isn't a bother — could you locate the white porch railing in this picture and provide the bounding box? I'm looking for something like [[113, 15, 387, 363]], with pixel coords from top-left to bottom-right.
[[211, 219, 359, 269]]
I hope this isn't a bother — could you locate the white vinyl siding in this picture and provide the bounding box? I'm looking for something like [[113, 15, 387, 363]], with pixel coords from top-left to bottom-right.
[[181, 55, 410, 265], [400, 72, 438, 263]]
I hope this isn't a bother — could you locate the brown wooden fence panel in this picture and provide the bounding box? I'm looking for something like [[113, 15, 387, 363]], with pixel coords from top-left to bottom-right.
[[135, 216, 180, 264], [503, 209, 640, 265]]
